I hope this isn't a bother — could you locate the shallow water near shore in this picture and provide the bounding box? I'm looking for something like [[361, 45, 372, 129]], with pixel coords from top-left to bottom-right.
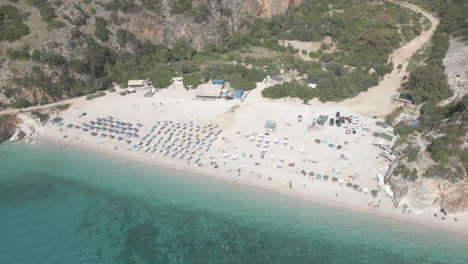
[[0, 142, 467, 264]]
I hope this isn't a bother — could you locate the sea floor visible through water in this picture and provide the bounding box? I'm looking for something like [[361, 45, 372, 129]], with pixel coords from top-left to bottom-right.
[[0, 142, 467, 264]]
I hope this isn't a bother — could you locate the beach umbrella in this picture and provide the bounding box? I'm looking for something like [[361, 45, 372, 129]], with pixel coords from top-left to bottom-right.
[[309, 172, 315, 176], [353, 184, 360, 189], [346, 183, 353, 187], [316, 174, 322, 178], [363, 188, 369, 193], [301, 170, 306, 175], [332, 177, 338, 182], [338, 179, 344, 184], [371, 190, 378, 197], [323, 175, 329, 181]]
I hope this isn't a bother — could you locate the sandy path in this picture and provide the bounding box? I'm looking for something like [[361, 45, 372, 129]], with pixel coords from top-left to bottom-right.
[[0, 96, 87, 116], [321, 1, 440, 117]]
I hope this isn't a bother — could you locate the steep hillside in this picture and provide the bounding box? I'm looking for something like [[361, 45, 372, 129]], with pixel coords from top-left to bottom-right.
[[0, 0, 299, 108], [383, 0, 468, 215]]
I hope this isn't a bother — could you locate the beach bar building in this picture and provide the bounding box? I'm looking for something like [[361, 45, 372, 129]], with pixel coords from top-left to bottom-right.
[[127, 80, 145, 88], [195, 83, 223, 98]]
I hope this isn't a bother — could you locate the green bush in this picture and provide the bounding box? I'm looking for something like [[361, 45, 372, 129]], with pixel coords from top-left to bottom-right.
[[95, 16, 111, 41], [0, 5, 30, 41], [86, 91, 106, 100], [6, 45, 31, 60], [25, 0, 64, 28], [385, 106, 404, 125], [42, 52, 67, 67], [171, 0, 192, 14], [11, 98, 32, 108]]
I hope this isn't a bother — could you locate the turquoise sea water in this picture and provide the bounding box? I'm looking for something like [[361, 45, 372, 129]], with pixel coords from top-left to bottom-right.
[[0, 142, 467, 264]]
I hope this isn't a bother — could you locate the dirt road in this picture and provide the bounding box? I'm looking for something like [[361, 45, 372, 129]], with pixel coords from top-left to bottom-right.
[[320, 1, 440, 117]]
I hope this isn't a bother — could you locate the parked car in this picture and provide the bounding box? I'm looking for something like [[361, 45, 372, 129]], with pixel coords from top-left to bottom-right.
[[336, 119, 341, 127], [329, 118, 334, 126], [375, 121, 388, 128], [336, 112, 340, 118]]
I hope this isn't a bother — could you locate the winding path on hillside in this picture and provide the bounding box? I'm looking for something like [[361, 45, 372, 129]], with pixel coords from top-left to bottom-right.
[[322, 1, 440, 116]]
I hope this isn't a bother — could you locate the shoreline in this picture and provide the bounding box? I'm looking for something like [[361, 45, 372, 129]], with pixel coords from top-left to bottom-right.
[[37, 135, 468, 237]]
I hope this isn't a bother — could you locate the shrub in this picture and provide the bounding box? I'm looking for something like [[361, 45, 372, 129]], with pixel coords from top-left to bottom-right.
[[11, 98, 32, 108], [86, 91, 106, 100], [171, 0, 192, 14], [0, 5, 30, 41], [95, 16, 111, 41]]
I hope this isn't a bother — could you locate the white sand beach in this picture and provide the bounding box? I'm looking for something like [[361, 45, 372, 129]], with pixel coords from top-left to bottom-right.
[[37, 84, 468, 235]]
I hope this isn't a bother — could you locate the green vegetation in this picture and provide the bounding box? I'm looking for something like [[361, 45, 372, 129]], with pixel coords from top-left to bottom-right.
[[0, 5, 30, 41], [405, 146, 421, 163], [393, 164, 418, 182], [11, 98, 32, 108], [385, 106, 404, 125], [42, 52, 67, 67], [171, 0, 192, 15], [25, 0, 64, 28], [262, 81, 313, 102], [31, 110, 49, 121], [6, 45, 31, 60], [393, 96, 468, 182], [390, 1, 468, 183], [408, 0, 468, 42], [54, 103, 70, 111], [94, 16, 111, 41], [86, 91, 106, 100], [101, 0, 138, 14], [259, 0, 420, 102]]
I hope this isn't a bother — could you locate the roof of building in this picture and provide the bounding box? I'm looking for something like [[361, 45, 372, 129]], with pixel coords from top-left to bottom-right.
[[127, 80, 145, 86], [196, 84, 223, 97]]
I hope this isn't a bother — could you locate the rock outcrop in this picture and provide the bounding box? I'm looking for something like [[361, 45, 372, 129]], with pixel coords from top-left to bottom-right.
[[439, 183, 468, 215], [0, 114, 18, 143], [391, 175, 468, 215], [0, 113, 41, 143]]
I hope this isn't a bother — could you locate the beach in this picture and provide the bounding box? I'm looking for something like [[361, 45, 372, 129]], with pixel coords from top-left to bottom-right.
[[36, 84, 468, 235]]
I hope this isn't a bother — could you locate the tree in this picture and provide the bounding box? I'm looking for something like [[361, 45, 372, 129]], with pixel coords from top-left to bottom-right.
[[171, 40, 195, 61], [95, 16, 111, 41], [409, 65, 452, 104]]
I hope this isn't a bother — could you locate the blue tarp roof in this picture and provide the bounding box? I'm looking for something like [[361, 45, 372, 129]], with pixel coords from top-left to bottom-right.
[[409, 120, 419, 126], [234, 89, 244, 99], [212, 79, 225, 85]]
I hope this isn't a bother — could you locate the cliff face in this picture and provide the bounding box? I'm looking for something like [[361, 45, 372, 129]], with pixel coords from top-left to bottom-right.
[[255, 0, 301, 17], [146, 0, 301, 49]]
